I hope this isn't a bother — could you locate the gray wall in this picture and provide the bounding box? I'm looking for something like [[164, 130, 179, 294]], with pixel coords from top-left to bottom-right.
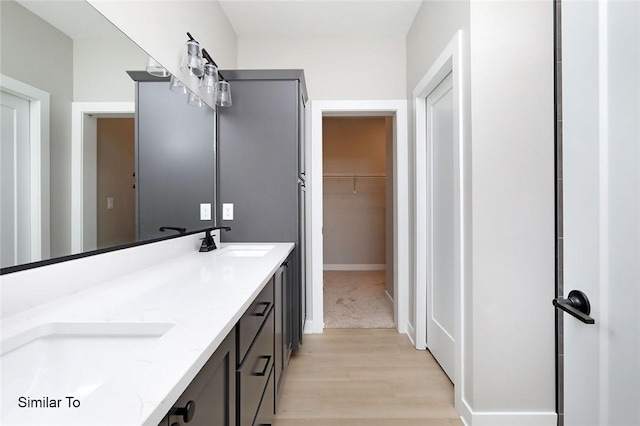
[[1, 0, 73, 258], [73, 35, 146, 102]]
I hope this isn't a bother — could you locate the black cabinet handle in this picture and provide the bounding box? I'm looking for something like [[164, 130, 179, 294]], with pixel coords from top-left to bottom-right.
[[252, 355, 271, 376], [252, 302, 271, 317], [553, 290, 595, 324], [171, 400, 196, 423]]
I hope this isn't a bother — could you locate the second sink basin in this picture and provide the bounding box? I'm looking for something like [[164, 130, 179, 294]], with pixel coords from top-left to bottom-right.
[[1, 322, 174, 423], [219, 244, 274, 257]]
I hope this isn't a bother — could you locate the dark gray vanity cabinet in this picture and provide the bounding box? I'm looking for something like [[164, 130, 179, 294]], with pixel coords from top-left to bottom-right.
[[236, 279, 275, 426], [274, 258, 292, 404], [161, 259, 291, 426], [129, 72, 216, 241], [217, 70, 308, 354], [160, 330, 236, 426]]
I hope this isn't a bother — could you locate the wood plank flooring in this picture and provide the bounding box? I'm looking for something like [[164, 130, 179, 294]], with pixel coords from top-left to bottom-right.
[[274, 329, 462, 425]]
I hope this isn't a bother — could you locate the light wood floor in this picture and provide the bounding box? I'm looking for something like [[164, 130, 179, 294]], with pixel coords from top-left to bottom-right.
[[274, 329, 462, 426]]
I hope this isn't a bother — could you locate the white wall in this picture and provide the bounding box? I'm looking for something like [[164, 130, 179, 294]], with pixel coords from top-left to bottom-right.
[[237, 37, 406, 100], [88, 0, 237, 108], [467, 1, 555, 420], [407, 0, 556, 423], [406, 0, 471, 384]]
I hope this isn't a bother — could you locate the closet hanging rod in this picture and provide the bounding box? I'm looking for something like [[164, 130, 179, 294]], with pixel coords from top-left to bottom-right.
[[322, 174, 386, 178]]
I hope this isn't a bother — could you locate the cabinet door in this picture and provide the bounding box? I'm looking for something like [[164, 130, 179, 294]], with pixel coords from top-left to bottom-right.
[[238, 312, 274, 426], [168, 331, 236, 426], [274, 260, 292, 402], [274, 264, 284, 396], [253, 366, 275, 426]]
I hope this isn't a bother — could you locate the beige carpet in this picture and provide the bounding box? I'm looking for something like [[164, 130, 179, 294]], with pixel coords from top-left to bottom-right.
[[323, 270, 394, 329]]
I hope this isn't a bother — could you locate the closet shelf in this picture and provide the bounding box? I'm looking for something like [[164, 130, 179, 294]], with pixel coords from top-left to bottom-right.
[[322, 174, 386, 194]]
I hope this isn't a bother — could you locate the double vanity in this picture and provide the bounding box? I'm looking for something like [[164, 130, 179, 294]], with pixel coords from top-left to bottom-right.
[[1, 237, 294, 426]]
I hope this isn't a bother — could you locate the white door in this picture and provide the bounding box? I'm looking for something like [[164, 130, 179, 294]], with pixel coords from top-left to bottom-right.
[[426, 72, 456, 380], [1, 91, 31, 268], [561, 0, 639, 424]]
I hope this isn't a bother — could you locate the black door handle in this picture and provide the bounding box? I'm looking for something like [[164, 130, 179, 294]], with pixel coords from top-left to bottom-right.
[[553, 290, 595, 324]]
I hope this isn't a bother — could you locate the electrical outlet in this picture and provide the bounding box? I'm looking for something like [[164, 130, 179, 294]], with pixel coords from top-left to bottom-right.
[[222, 203, 234, 221], [200, 203, 212, 221], [107, 197, 114, 210]]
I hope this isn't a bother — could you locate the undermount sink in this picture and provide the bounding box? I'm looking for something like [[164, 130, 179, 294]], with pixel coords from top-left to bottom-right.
[[219, 245, 274, 257], [1, 322, 174, 419], [221, 250, 270, 257]]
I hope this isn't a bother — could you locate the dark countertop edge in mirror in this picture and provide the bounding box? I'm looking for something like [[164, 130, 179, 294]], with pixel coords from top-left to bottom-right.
[[218, 69, 308, 104], [0, 228, 214, 275], [126, 71, 171, 82]]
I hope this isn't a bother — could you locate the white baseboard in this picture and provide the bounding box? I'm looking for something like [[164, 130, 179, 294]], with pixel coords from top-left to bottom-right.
[[304, 319, 324, 334], [462, 410, 556, 426], [384, 290, 393, 307], [323, 264, 386, 271], [406, 321, 416, 347]]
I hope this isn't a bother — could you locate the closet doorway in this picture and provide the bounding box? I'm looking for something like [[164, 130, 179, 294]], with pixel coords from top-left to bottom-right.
[[322, 116, 395, 329]]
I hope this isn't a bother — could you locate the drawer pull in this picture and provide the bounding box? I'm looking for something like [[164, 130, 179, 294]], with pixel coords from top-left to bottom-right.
[[171, 400, 195, 423], [253, 302, 271, 317], [252, 355, 271, 376]]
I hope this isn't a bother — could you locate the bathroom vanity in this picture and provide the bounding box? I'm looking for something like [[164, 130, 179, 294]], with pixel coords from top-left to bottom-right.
[[1, 236, 294, 426]]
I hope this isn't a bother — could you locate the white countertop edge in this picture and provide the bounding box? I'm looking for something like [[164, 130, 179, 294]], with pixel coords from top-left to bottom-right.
[[0, 242, 295, 426]]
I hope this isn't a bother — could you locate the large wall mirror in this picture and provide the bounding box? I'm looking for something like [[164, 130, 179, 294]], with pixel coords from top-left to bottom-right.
[[0, 0, 215, 272]]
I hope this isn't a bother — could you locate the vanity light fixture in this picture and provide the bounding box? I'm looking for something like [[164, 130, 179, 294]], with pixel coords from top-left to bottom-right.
[[146, 56, 170, 77], [181, 32, 204, 77], [187, 89, 204, 107], [169, 75, 188, 94], [215, 80, 232, 107], [200, 49, 218, 95], [179, 33, 232, 107]]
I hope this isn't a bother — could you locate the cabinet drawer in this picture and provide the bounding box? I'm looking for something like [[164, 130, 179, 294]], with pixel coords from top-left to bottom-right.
[[253, 366, 275, 426], [238, 311, 274, 426], [238, 278, 274, 365], [165, 330, 236, 426]]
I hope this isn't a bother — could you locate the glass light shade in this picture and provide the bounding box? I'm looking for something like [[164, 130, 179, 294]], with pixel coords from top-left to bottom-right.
[[215, 81, 232, 107], [199, 63, 218, 94], [187, 90, 203, 107], [146, 57, 170, 77], [181, 40, 203, 77], [169, 75, 188, 95]]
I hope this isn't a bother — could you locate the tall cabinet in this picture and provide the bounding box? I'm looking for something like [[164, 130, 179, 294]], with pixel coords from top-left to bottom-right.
[[216, 70, 307, 364], [129, 71, 216, 241]]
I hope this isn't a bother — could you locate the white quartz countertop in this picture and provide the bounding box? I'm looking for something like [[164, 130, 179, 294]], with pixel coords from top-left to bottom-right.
[[0, 242, 294, 426]]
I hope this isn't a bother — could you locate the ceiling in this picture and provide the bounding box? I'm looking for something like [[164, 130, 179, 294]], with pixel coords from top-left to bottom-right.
[[16, 0, 120, 40], [218, 0, 423, 38], [16, 0, 423, 40]]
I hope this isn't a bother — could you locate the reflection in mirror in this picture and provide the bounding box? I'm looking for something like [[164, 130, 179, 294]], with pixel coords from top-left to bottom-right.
[[0, 0, 215, 271]]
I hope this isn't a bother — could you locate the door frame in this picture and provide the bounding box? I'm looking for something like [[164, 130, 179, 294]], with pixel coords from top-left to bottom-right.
[[71, 102, 134, 253], [309, 100, 409, 334], [413, 29, 467, 406], [0, 74, 50, 262]]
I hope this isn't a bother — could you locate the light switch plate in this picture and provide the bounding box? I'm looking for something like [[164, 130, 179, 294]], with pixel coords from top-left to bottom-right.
[[222, 203, 234, 221], [200, 203, 212, 221], [107, 197, 114, 210]]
